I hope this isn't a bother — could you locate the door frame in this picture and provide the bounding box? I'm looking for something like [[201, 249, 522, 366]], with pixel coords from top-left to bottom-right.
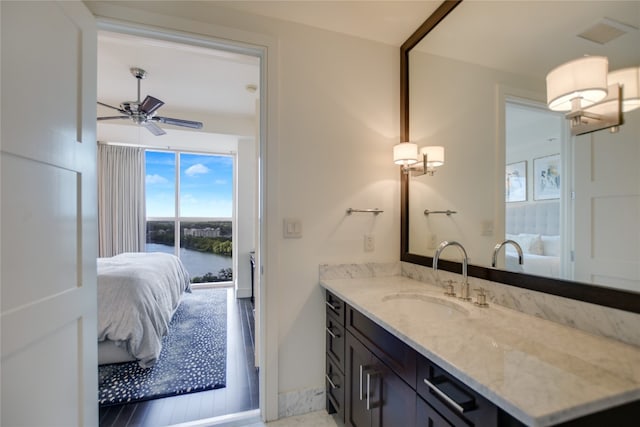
[[94, 17, 280, 421]]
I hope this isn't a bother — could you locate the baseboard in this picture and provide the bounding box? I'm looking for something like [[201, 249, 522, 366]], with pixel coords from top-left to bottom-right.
[[278, 386, 325, 419], [169, 409, 261, 427], [236, 287, 252, 299]]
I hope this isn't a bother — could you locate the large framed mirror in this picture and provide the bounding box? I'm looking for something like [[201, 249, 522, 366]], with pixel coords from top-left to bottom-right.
[[400, 0, 640, 313]]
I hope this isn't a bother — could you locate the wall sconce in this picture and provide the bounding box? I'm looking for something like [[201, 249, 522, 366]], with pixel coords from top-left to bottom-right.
[[546, 56, 639, 136], [393, 142, 444, 176], [609, 67, 640, 112]]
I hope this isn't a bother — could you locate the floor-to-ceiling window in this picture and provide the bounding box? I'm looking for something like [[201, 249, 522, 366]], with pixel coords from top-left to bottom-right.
[[145, 149, 234, 284]]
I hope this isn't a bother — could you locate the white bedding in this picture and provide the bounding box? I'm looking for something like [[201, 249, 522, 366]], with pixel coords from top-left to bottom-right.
[[97, 252, 191, 368], [506, 251, 560, 278]]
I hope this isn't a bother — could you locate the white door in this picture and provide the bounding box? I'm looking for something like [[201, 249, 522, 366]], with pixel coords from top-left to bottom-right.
[[573, 111, 640, 291], [1, 2, 98, 426]]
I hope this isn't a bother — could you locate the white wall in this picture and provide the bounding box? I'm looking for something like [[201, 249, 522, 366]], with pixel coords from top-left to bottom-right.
[[88, 1, 400, 418], [408, 51, 541, 266]]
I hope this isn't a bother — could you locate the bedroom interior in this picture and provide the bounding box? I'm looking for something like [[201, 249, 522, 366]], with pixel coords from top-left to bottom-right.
[[3, 2, 640, 427], [95, 28, 261, 424]]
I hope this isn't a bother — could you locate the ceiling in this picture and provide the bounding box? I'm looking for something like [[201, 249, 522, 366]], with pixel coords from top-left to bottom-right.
[[413, 0, 640, 79], [97, 31, 260, 128], [96, 1, 444, 136], [97, 1, 639, 136]]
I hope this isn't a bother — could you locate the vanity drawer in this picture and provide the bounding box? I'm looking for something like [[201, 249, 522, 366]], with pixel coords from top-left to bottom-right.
[[326, 315, 345, 370], [325, 356, 345, 420], [417, 354, 497, 426], [346, 304, 416, 388], [326, 290, 345, 325]]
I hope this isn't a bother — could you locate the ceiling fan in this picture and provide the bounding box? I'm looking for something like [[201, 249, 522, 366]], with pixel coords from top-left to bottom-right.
[[97, 67, 203, 136]]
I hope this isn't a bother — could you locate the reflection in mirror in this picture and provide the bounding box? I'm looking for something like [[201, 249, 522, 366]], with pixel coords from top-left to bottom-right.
[[405, 0, 640, 294]]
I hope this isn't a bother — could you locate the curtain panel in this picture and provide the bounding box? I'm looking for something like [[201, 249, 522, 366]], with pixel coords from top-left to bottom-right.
[[98, 144, 146, 257]]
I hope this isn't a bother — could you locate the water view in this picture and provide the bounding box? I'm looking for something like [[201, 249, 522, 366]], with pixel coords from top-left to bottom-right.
[[146, 243, 232, 280]]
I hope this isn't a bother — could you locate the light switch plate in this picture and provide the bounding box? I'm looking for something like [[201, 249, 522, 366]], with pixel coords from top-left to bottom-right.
[[283, 218, 302, 238]]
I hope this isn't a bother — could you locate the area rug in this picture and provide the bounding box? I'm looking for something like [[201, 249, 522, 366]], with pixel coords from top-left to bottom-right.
[[98, 288, 227, 406]]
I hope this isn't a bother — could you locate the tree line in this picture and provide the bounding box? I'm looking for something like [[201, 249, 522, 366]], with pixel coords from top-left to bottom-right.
[[146, 220, 232, 257]]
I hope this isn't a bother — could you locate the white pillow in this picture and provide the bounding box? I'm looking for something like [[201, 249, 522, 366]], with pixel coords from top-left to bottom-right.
[[511, 233, 544, 255], [541, 235, 560, 257]]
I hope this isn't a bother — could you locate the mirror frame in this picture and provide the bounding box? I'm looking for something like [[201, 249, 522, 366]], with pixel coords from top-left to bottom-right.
[[400, 0, 640, 314]]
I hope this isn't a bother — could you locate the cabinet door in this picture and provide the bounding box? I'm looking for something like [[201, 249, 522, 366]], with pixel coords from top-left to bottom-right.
[[346, 332, 375, 427], [417, 396, 454, 427], [375, 359, 416, 427], [346, 331, 416, 427]]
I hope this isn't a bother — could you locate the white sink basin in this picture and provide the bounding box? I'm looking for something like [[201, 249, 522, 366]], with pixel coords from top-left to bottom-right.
[[380, 293, 470, 319]]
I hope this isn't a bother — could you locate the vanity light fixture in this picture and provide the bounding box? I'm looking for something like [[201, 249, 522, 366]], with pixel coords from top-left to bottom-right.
[[609, 66, 640, 112], [393, 142, 444, 176], [545, 56, 638, 135]]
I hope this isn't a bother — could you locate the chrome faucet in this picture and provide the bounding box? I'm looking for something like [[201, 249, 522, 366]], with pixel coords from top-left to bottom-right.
[[492, 239, 523, 268], [433, 241, 471, 301]]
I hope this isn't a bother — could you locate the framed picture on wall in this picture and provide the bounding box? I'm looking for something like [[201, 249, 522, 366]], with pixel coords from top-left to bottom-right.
[[506, 161, 527, 202], [533, 154, 560, 200]]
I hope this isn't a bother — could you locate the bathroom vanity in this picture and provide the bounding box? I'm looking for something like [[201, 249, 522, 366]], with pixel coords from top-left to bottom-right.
[[322, 275, 640, 427]]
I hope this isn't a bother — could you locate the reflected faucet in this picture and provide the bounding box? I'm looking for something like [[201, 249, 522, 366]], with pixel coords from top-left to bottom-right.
[[492, 240, 524, 268], [433, 241, 471, 301]]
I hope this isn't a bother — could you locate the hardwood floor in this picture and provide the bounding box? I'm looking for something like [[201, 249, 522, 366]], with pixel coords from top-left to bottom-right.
[[99, 288, 259, 427]]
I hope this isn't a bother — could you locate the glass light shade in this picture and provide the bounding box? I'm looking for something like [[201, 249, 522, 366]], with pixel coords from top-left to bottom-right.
[[546, 56, 609, 111], [393, 142, 418, 165], [420, 146, 444, 167], [609, 67, 640, 112]]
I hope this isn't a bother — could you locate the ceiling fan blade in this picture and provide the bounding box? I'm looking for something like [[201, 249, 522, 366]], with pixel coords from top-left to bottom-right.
[[152, 116, 203, 129], [143, 122, 167, 136], [139, 95, 164, 115], [97, 116, 129, 121], [97, 101, 127, 114]]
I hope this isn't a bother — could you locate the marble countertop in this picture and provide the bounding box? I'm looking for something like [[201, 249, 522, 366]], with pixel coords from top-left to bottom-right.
[[320, 275, 640, 427]]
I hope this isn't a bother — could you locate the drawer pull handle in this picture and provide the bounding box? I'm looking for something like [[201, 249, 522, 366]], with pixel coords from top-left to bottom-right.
[[325, 374, 339, 389], [359, 365, 364, 401], [326, 327, 341, 339], [366, 372, 372, 410], [423, 378, 465, 414], [325, 300, 340, 312]]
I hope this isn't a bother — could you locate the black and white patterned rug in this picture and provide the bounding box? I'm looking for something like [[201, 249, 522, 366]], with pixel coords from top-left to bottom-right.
[[98, 288, 227, 406]]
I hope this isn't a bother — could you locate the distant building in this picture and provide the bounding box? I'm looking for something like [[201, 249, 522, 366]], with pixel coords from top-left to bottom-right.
[[184, 227, 221, 238]]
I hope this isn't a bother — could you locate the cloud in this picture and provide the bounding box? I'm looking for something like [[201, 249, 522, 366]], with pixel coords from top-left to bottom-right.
[[185, 163, 210, 177], [146, 174, 169, 184]]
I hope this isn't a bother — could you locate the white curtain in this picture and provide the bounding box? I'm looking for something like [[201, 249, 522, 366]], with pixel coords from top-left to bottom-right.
[[98, 144, 146, 257]]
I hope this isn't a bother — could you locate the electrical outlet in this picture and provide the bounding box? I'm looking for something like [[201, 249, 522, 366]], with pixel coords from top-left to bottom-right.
[[427, 233, 438, 249], [364, 234, 375, 252]]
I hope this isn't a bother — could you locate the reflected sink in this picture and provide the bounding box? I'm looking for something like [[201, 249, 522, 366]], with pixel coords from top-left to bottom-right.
[[380, 293, 470, 319]]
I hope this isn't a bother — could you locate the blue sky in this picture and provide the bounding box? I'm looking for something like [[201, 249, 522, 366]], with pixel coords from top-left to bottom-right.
[[145, 150, 233, 218]]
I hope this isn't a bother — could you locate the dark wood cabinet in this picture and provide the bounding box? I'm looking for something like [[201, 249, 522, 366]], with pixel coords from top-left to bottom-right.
[[416, 354, 497, 427], [345, 331, 416, 427], [326, 291, 346, 422], [324, 289, 640, 427], [416, 396, 455, 427]]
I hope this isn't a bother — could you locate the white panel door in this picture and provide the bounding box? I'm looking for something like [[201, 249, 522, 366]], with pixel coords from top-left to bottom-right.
[[574, 110, 640, 291], [1, 1, 98, 426]]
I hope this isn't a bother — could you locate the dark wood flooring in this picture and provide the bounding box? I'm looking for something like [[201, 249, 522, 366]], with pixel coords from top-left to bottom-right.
[[99, 288, 259, 426]]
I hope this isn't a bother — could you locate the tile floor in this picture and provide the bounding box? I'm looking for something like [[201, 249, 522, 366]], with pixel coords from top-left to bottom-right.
[[244, 411, 341, 427]]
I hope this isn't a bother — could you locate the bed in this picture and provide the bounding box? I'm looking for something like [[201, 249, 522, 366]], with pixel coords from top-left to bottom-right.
[[97, 252, 191, 368], [505, 201, 560, 278]]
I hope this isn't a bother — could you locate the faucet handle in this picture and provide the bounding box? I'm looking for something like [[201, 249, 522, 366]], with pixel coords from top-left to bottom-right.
[[474, 288, 489, 308], [443, 279, 456, 297]]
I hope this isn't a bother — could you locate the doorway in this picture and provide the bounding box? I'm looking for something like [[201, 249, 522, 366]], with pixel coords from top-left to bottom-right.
[[96, 24, 263, 425], [504, 98, 570, 280]]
